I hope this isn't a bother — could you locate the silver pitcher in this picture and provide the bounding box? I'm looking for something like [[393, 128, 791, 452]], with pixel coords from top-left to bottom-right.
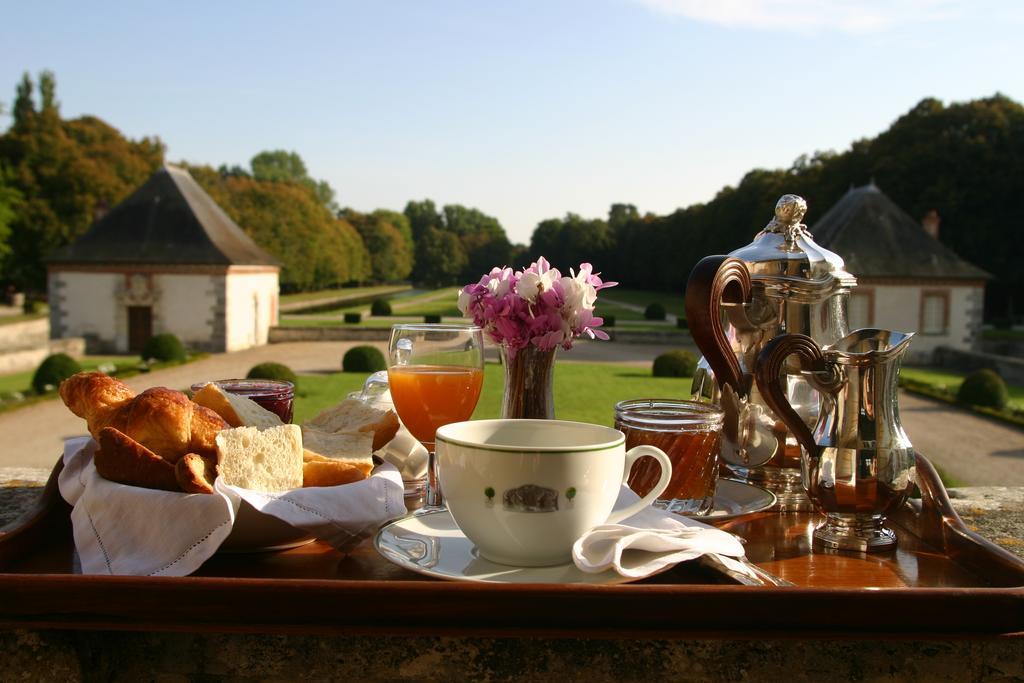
[[754, 329, 916, 552], [686, 194, 857, 510]]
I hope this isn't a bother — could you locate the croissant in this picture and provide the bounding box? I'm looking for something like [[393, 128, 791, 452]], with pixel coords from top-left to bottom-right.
[[59, 372, 228, 463]]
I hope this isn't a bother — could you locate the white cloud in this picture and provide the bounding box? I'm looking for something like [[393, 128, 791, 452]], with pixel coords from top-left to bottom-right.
[[635, 0, 963, 33]]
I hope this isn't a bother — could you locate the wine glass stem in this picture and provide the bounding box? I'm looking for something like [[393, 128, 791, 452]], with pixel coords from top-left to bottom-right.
[[424, 448, 444, 511]]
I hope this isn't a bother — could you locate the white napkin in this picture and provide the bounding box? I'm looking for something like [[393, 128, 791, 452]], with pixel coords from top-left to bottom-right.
[[573, 486, 756, 580], [57, 436, 406, 576]]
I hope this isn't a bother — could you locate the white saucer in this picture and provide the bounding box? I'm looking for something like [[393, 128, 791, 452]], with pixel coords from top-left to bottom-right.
[[690, 479, 776, 521], [375, 510, 645, 585]]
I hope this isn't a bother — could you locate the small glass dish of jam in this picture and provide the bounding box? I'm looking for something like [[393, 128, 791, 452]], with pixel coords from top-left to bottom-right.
[[192, 379, 295, 424]]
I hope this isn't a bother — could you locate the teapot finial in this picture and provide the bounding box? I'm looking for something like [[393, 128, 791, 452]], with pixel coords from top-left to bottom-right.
[[765, 194, 809, 242], [775, 195, 807, 224]]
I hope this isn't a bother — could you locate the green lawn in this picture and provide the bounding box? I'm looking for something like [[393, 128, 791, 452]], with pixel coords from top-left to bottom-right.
[[601, 288, 686, 320], [901, 367, 1024, 411], [388, 287, 461, 316], [0, 355, 133, 395], [279, 284, 410, 305], [293, 361, 692, 427], [594, 300, 645, 322], [982, 328, 1024, 341]]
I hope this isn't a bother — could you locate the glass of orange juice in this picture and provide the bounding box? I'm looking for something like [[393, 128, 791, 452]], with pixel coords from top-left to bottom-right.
[[388, 323, 484, 513]]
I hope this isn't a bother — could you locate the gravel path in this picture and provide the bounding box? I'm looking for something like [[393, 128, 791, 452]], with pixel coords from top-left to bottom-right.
[[3, 340, 1021, 486], [898, 391, 1024, 486]]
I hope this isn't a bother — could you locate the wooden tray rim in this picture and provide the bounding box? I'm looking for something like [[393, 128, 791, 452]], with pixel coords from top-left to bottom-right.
[[1, 454, 1022, 638]]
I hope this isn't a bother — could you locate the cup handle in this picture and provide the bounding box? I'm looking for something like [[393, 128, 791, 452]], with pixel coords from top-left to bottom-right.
[[605, 445, 673, 524]]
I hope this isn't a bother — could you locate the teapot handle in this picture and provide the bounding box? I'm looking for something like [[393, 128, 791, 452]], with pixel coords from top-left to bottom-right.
[[754, 334, 830, 460], [685, 255, 752, 396]]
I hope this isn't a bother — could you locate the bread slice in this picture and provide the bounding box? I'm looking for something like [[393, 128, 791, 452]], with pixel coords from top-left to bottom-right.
[[215, 425, 303, 492], [193, 382, 283, 430], [301, 428, 374, 475], [304, 398, 399, 450]]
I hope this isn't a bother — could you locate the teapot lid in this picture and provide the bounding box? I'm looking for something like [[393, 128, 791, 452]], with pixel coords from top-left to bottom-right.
[[728, 194, 856, 299]]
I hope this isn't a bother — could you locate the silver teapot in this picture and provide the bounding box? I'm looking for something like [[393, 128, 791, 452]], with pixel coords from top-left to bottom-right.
[[754, 329, 916, 552], [686, 194, 856, 510]]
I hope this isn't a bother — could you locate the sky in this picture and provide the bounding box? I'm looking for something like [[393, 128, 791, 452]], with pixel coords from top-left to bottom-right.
[[1, 0, 1022, 245]]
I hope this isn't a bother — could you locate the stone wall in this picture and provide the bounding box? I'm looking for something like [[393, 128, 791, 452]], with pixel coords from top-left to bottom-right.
[[0, 317, 49, 350]]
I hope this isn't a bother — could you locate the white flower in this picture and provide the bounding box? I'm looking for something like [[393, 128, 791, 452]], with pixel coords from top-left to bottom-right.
[[457, 288, 472, 316], [561, 273, 597, 315], [518, 269, 557, 302]]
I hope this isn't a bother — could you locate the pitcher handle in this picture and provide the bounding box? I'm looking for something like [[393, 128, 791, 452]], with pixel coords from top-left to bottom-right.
[[685, 255, 752, 396], [754, 334, 831, 460], [606, 445, 672, 524]]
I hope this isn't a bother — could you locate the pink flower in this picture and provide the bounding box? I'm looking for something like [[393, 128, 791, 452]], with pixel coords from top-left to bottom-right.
[[458, 256, 615, 356]]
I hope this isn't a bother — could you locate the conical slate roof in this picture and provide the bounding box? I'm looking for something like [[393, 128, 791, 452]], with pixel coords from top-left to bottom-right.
[[810, 184, 989, 280], [48, 165, 278, 267]]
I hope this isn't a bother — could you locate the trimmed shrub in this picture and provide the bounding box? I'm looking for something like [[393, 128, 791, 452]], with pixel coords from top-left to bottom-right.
[[141, 333, 186, 362], [424, 314, 442, 324], [32, 353, 82, 394], [644, 302, 667, 321], [676, 318, 689, 330], [370, 299, 393, 316], [343, 345, 387, 373], [602, 315, 616, 328], [23, 299, 46, 315], [956, 369, 1009, 410], [344, 312, 362, 324], [652, 350, 698, 378], [247, 362, 298, 386]]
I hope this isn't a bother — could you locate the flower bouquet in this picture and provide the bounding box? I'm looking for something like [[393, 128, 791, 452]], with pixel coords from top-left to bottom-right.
[[458, 257, 616, 419]]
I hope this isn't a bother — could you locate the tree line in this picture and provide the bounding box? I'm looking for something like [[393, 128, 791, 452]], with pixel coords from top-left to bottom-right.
[[2, 71, 1022, 317], [527, 95, 1024, 321]]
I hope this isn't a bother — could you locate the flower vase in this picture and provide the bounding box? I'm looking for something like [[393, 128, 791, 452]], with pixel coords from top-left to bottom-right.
[[500, 345, 556, 420]]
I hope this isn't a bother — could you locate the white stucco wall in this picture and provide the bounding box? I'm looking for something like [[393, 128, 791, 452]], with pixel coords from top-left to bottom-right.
[[49, 271, 121, 350], [155, 273, 224, 351], [224, 271, 279, 351], [867, 282, 983, 363]]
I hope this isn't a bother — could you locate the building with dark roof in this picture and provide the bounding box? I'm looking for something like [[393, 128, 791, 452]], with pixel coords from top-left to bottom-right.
[[46, 166, 280, 353], [811, 183, 989, 360]]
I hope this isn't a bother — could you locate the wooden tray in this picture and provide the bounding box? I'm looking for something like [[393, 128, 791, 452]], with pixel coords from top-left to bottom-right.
[[1, 454, 1022, 638]]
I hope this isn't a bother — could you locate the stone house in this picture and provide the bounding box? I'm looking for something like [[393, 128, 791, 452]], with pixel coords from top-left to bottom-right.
[[46, 166, 280, 354], [811, 184, 990, 363]]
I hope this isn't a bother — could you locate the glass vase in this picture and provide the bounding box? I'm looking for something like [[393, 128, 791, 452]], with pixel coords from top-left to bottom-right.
[[500, 344, 556, 420]]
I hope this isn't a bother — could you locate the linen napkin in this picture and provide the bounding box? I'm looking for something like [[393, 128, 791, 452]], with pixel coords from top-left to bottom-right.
[[572, 486, 757, 580], [57, 436, 406, 576]]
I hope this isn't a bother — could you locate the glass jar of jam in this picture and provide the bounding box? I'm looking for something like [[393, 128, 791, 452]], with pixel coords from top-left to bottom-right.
[[193, 379, 295, 423]]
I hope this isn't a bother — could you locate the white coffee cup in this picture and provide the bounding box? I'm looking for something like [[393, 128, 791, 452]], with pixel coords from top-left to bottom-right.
[[435, 419, 672, 567]]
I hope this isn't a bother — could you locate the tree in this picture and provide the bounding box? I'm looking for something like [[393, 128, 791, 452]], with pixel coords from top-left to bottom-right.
[[250, 149, 338, 212], [371, 209, 414, 250], [404, 199, 443, 241], [191, 166, 370, 290], [343, 209, 414, 282], [529, 213, 615, 274], [415, 227, 467, 287], [12, 72, 34, 128], [0, 73, 165, 290], [0, 163, 21, 266]]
